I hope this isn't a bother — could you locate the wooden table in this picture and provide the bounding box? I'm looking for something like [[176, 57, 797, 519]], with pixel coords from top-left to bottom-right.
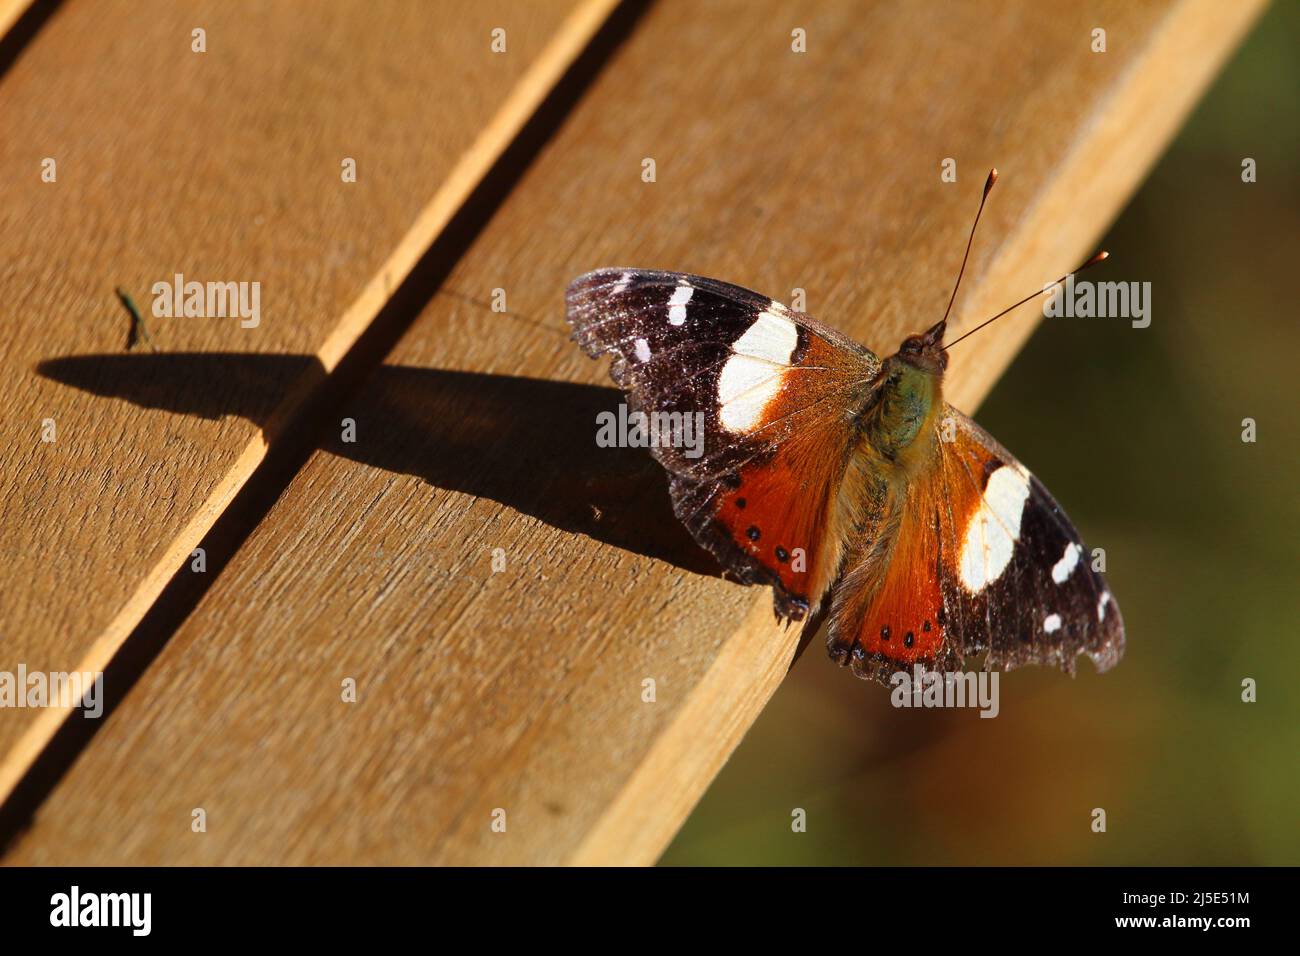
[[0, 0, 1265, 865]]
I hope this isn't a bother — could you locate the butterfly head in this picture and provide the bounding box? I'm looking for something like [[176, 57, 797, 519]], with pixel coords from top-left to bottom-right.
[[894, 318, 949, 375]]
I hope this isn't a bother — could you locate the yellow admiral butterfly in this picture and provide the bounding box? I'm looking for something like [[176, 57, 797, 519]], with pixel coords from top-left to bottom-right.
[[566, 171, 1124, 684]]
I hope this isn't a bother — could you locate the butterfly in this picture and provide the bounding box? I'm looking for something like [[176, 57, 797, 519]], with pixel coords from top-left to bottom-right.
[[565, 171, 1124, 685]]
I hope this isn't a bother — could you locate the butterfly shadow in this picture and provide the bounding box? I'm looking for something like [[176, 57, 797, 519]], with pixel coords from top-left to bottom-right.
[[36, 352, 722, 578]]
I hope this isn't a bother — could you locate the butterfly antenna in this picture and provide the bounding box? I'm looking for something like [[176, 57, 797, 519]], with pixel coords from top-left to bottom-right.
[[944, 250, 1110, 350], [936, 168, 998, 331]]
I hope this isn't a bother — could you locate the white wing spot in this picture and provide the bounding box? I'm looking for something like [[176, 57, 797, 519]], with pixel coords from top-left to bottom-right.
[[612, 271, 632, 293], [1051, 542, 1082, 584], [1098, 590, 1111, 622], [716, 310, 798, 433], [732, 309, 797, 361], [1044, 613, 1062, 634], [957, 465, 1032, 592], [667, 283, 693, 325], [633, 337, 651, 363], [718, 358, 787, 432]]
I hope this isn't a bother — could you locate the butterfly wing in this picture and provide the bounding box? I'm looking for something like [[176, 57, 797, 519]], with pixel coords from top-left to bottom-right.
[[567, 269, 879, 621], [827, 404, 1125, 682]]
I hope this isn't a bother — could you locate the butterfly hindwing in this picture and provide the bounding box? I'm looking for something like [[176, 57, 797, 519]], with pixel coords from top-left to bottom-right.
[[567, 269, 879, 620], [826, 467, 958, 679]]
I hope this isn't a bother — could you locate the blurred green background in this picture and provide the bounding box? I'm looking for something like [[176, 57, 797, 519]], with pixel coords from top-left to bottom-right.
[[663, 2, 1299, 865]]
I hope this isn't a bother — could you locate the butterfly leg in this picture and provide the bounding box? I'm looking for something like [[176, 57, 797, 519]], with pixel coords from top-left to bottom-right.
[[772, 590, 809, 624], [786, 596, 832, 672]]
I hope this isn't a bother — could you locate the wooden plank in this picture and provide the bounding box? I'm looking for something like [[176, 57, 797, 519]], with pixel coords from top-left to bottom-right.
[[4, 0, 1263, 865], [0, 0, 614, 803]]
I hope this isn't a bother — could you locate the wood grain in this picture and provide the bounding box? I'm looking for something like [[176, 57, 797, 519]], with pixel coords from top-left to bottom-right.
[[5, 0, 1264, 865], [0, 0, 611, 803]]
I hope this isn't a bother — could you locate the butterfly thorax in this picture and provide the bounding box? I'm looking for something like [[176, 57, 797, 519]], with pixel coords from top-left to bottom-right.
[[856, 353, 944, 476]]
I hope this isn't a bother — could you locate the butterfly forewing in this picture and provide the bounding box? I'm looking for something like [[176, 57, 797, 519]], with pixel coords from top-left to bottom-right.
[[566, 269, 879, 619], [937, 410, 1124, 673]]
